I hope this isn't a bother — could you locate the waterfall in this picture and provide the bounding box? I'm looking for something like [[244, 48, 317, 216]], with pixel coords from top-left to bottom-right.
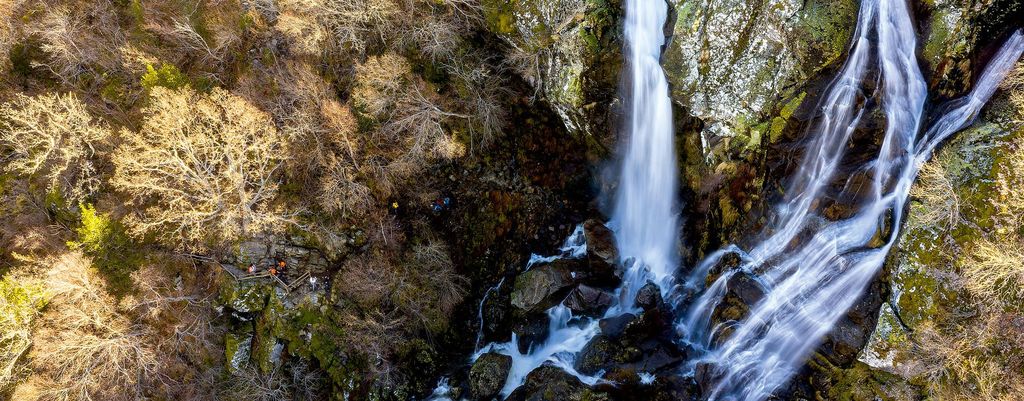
[[458, 0, 1021, 399], [611, 0, 679, 308], [469, 0, 679, 396], [678, 0, 1024, 398]]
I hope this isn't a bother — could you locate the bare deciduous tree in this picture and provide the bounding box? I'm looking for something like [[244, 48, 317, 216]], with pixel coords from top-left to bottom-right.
[[0, 92, 112, 202], [26, 2, 125, 85], [19, 251, 157, 401], [112, 87, 289, 249]]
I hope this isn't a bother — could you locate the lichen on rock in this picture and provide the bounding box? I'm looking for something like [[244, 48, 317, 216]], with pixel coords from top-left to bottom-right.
[[662, 0, 856, 159], [857, 303, 910, 374]]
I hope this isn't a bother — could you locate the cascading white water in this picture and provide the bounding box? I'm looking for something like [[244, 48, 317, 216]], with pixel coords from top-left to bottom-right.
[[457, 0, 1020, 399], [678, 0, 1024, 399], [471, 224, 602, 398], [611, 0, 679, 308], [469, 0, 679, 397]]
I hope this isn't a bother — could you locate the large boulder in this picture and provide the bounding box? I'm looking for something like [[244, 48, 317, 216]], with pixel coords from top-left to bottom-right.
[[510, 259, 582, 313], [575, 335, 620, 375], [919, 0, 1024, 98], [470, 352, 513, 400], [505, 364, 594, 401], [513, 315, 552, 353], [635, 281, 664, 311], [582, 219, 621, 286], [564, 284, 614, 317], [857, 303, 911, 374], [599, 312, 637, 340]]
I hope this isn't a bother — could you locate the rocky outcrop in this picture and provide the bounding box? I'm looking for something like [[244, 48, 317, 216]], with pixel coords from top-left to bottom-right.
[[919, 0, 1024, 97], [481, 0, 624, 146], [662, 0, 857, 160]]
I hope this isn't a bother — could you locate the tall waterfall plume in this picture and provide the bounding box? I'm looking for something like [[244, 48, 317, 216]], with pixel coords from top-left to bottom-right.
[[612, 0, 680, 309]]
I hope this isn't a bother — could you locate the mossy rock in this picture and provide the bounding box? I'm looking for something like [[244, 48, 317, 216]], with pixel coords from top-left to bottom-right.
[[814, 360, 921, 401], [225, 329, 254, 373], [663, 0, 856, 155], [219, 279, 274, 313], [858, 303, 911, 373]]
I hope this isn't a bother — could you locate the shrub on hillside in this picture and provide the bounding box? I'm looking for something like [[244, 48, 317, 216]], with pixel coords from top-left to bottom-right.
[[0, 274, 47, 397], [69, 204, 141, 296]]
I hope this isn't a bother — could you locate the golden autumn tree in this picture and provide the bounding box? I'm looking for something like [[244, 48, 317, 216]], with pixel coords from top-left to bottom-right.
[[0, 92, 112, 202], [112, 87, 288, 248]]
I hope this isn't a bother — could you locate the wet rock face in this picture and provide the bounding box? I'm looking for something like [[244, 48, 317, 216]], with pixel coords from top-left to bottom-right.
[[819, 276, 884, 367], [919, 0, 1024, 98], [470, 352, 513, 400], [709, 272, 765, 330]]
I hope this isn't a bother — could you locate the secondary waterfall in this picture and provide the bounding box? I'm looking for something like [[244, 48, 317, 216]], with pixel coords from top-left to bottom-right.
[[678, 0, 1024, 399]]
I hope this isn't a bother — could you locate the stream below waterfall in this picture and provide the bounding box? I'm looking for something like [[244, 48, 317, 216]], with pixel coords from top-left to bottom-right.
[[432, 0, 1024, 399]]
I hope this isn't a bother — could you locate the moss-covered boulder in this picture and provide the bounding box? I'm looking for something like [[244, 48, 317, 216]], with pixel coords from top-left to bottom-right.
[[481, 0, 624, 147], [857, 303, 910, 374], [505, 364, 594, 401], [510, 259, 581, 313], [470, 352, 513, 400], [919, 0, 1024, 98]]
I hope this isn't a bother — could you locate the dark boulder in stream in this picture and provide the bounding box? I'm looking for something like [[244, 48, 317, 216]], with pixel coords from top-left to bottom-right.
[[564, 284, 615, 317], [510, 259, 581, 313], [583, 219, 622, 287], [505, 365, 594, 401]]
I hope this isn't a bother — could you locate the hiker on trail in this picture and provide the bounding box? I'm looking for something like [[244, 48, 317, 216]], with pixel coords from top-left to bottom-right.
[[431, 197, 452, 213], [247, 264, 256, 274]]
